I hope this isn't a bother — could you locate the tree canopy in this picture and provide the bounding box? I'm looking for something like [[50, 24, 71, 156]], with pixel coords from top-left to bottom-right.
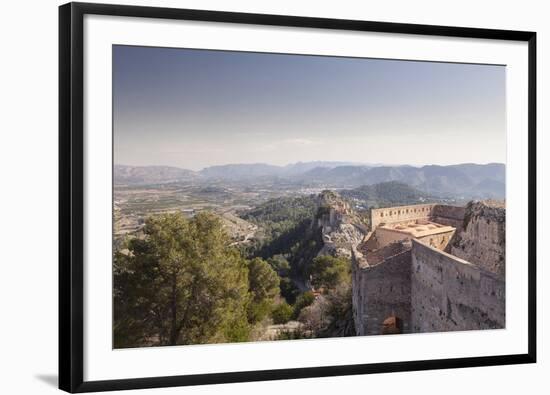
[[246, 257, 280, 324], [307, 255, 351, 291], [114, 211, 279, 348]]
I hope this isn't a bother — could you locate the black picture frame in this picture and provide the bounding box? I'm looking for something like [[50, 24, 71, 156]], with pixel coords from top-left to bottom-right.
[[59, 2, 537, 393]]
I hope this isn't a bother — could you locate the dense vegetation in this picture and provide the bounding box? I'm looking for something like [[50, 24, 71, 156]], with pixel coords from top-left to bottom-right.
[[340, 181, 431, 208], [237, 194, 357, 339], [241, 196, 317, 225], [114, 193, 359, 347], [239, 195, 323, 303], [278, 255, 355, 339], [240, 196, 317, 258], [113, 212, 280, 348], [307, 255, 351, 290]]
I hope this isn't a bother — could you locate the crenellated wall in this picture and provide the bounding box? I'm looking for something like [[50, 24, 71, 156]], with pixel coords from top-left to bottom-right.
[[370, 204, 436, 229], [370, 203, 467, 231]]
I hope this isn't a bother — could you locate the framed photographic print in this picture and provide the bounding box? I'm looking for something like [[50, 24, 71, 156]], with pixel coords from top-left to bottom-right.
[[59, 2, 537, 393]]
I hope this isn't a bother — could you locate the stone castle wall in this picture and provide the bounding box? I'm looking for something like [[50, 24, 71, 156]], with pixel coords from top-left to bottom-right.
[[353, 238, 505, 336], [418, 230, 455, 250], [447, 202, 505, 277], [411, 240, 505, 333], [374, 227, 454, 251], [374, 227, 413, 246], [353, 201, 505, 336], [370, 204, 437, 229], [352, 248, 412, 335], [370, 203, 467, 231], [432, 204, 467, 230]]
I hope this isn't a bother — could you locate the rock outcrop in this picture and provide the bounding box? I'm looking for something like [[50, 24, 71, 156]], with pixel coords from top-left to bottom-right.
[[314, 191, 368, 258], [447, 200, 506, 277]]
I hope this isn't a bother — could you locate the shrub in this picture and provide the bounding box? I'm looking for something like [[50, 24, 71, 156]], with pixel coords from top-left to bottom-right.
[[272, 302, 293, 324], [292, 291, 315, 319], [280, 277, 300, 304], [276, 327, 311, 340]]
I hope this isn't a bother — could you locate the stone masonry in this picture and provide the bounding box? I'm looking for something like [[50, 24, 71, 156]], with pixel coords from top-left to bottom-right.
[[352, 201, 505, 336]]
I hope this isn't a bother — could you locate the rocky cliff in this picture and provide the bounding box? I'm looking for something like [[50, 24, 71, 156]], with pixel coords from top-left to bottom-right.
[[314, 191, 368, 258], [447, 200, 506, 277]]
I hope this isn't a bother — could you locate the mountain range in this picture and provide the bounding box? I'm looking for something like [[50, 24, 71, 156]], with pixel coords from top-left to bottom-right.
[[114, 162, 505, 199], [114, 165, 197, 185]]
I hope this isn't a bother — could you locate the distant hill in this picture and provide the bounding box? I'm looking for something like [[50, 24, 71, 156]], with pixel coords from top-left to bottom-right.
[[282, 161, 362, 175], [199, 163, 283, 180], [199, 161, 364, 179], [114, 165, 197, 185], [340, 181, 431, 207], [114, 162, 505, 199], [298, 163, 505, 199], [467, 178, 505, 199]]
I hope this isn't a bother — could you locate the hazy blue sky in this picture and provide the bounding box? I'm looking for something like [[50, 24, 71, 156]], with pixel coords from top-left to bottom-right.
[[113, 45, 506, 170]]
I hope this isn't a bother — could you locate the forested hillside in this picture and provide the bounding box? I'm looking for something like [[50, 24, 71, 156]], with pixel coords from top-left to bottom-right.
[[239, 196, 319, 262], [340, 181, 433, 207]]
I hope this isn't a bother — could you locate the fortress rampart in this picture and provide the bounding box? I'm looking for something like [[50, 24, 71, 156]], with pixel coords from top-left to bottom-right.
[[411, 240, 505, 333], [352, 244, 412, 335], [353, 201, 505, 336], [432, 204, 466, 230], [370, 204, 437, 229], [370, 203, 466, 231]]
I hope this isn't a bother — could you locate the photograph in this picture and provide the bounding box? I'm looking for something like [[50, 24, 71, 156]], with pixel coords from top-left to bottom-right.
[[112, 45, 506, 348]]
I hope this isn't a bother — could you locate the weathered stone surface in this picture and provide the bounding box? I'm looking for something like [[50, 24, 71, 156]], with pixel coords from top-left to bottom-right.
[[447, 201, 505, 277], [315, 191, 367, 258], [411, 240, 504, 332], [352, 244, 412, 335], [352, 201, 506, 336], [370, 204, 437, 229], [432, 204, 467, 230]]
